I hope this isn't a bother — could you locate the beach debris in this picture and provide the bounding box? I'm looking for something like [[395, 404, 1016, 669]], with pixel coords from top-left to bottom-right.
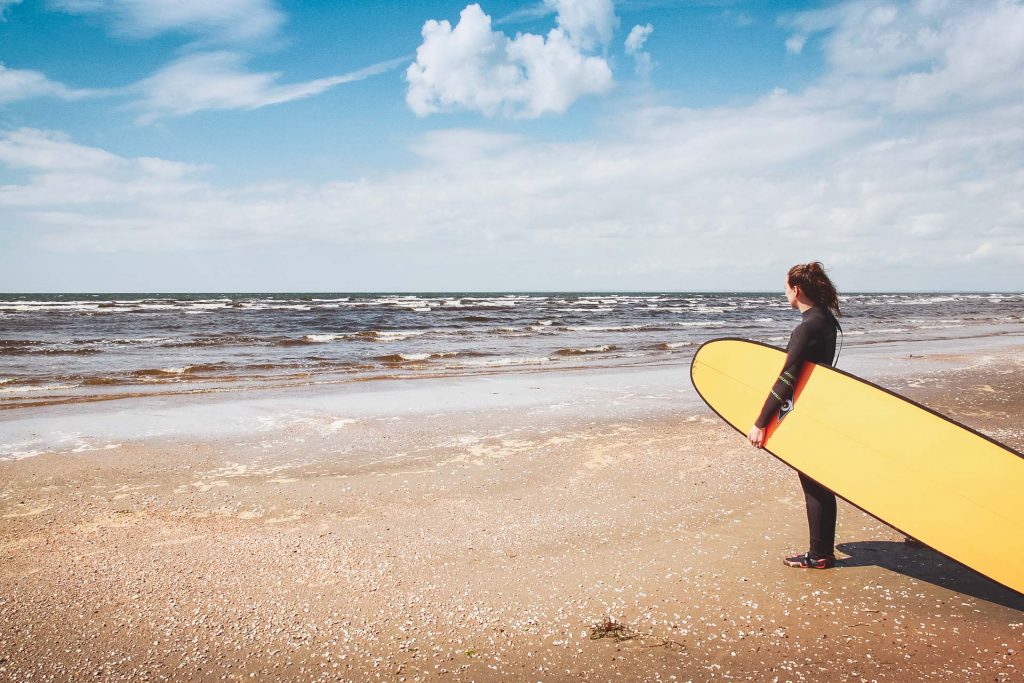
[[589, 617, 687, 651], [590, 617, 637, 641]]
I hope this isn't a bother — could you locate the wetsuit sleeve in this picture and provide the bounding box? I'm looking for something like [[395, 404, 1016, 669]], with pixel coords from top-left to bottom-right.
[[754, 322, 813, 429]]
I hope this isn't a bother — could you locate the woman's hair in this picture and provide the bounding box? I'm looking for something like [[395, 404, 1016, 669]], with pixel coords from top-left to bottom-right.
[[788, 262, 841, 317]]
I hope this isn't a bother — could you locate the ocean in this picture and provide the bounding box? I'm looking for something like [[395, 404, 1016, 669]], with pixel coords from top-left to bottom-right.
[[2, 292, 1021, 410]]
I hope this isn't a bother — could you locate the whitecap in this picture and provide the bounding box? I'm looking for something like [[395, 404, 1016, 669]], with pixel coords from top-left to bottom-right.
[[303, 334, 339, 343], [0, 383, 78, 393]]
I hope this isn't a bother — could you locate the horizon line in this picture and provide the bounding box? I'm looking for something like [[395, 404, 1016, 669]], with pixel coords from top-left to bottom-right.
[[2, 290, 1022, 296]]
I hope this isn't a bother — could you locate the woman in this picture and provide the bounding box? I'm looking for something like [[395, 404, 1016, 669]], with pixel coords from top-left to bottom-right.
[[747, 262, 842, 569]]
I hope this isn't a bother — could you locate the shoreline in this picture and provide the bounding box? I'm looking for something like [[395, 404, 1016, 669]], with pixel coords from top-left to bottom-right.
[[4, 331, 1024, 462], [1, 337, 1022, 681], [3, 316, 1022, 412]]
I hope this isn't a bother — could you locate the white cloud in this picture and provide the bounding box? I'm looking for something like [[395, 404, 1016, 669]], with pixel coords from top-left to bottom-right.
[[406, 3, 613, 118], [722, 11, 754, 28], [0, 128, 126, 171], [546, 0, 617, 50], [785, 0, 1024, 111], [0, 129, 205, 230], [0, 63, 102, 103], [4, 1, 1024, 290], [624, 23, 652, 54], [46, 1, 403, 120], [625, 23, 654, 77], [4, 88, 1021, 285], [134, 52, 407, 122], [494, 3, 554, 26], [409, 128, 525, 165], [791, 2, 942, 75], [785, 34, 806, 55], [50, 0, 284, 42]]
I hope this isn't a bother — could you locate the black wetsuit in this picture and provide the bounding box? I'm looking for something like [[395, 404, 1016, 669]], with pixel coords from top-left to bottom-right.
[[756, 306, 840, 559]]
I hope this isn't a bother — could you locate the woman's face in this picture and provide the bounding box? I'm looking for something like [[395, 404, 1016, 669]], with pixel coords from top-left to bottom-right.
[[784, 279, 799, 309]]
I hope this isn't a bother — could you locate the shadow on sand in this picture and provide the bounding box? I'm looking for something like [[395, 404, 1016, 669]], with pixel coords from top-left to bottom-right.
[[836, 540, 1024, 612]]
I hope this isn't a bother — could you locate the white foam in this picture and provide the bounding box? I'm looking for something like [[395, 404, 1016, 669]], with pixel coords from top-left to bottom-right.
[[673, 321, 729, 328], [0, 449, 47, 461], [564, 345, 613, 354], [303, 334, 340, 343], [563, 325, 645, 332], [375, 330, 428, 342], [470, 301, 518, 308], [458, 356, 553, 367], [0, 383, 78, 394]]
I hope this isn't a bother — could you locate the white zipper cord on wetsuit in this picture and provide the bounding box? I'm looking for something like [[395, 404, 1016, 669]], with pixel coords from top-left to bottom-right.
[[833, 322, 844, 367]]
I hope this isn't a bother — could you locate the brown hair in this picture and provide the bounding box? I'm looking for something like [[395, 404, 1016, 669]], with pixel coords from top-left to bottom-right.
[[788, 261, 841, 317]]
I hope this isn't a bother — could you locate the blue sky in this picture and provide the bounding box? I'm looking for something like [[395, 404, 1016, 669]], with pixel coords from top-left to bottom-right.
[[1, 0, 1022, 292]]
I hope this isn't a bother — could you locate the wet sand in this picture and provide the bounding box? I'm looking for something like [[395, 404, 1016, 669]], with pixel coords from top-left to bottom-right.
[[1, 344, 1022, 681]]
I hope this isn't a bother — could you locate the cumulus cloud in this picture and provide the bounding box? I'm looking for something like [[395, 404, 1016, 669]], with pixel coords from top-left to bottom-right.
[[134, 52, 407, 122], [50, 0, 284, 42], [0, 63, 102, 103], [547, 0, 617, 50], [406, 3, 614, 118], [624, 23, 654, 77]]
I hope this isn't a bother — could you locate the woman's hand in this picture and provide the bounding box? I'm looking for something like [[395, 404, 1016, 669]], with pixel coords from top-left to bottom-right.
[[747, 425, 765, 448]]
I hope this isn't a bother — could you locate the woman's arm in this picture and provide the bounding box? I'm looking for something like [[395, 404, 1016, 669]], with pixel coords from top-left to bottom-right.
[[753, 322, 813, 432]]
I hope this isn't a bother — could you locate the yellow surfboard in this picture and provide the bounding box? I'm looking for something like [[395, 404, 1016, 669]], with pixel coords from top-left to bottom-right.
[[690, 338, 1024, 596]]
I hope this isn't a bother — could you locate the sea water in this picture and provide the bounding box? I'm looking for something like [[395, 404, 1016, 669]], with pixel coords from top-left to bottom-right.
[[2, 292, 1022, 410]]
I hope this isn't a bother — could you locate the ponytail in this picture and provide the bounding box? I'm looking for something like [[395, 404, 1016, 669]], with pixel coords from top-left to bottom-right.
[[788, 262, 841, 317]]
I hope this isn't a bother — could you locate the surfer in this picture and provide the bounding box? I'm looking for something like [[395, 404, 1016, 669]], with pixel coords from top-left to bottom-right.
[[747, 262, 842, 569]]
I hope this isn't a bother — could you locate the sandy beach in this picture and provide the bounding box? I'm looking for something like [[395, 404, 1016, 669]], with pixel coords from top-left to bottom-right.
[[5, 0, 1023, 676], [1, 340, 1022, 682]]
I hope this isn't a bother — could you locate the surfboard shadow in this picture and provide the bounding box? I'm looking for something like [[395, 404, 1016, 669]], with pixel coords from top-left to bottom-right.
[[836, 541, 1024, 611]]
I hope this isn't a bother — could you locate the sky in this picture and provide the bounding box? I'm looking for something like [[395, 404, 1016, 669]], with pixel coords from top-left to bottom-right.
[[0, 0, 1022, 292]]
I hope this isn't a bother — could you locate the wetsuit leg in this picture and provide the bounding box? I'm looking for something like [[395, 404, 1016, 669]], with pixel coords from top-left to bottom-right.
[[799, 472, 836, 558]]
